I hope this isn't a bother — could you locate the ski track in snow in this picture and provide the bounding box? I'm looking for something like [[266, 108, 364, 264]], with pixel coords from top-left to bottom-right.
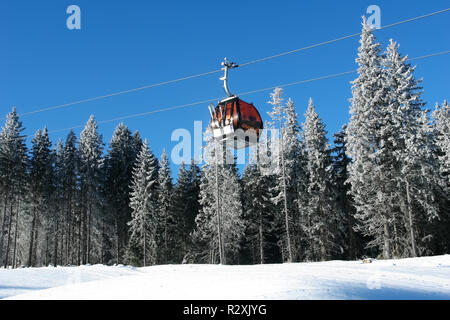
[[1, 255, 450, 300]]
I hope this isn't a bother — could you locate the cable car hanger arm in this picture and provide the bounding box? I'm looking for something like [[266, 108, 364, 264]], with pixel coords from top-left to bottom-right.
[[220, 58, 239, 97]]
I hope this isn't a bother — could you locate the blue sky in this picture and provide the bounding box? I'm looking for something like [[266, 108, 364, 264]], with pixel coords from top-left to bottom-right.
[[1, 0, 449, 174]]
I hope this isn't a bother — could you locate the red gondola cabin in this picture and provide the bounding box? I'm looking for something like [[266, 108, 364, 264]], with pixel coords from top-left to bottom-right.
[[209, 96, 263, 149]]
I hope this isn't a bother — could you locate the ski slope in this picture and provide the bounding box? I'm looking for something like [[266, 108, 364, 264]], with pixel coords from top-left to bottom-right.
[[1, 255, 450, 300]]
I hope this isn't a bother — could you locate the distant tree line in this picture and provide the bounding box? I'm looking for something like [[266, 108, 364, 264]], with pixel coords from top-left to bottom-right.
[[0, 19, 448, 267]]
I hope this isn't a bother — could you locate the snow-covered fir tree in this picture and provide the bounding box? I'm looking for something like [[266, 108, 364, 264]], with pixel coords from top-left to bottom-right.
[[267, 88, 297, 262], [132, 131, 143, 159], [191, 130, 244, 264], [346, 18, 444, 259], [433, 100, 450, 192], [384, 39, 440, 257], [78, 115, 104, 264], [27, 128, 53, 267], [283, 97, 309, 262], [241, 162, 280, 264], [401, 111, 441, 256], [346, 17, 394, 259], [302, 99, 337, 261], [59, 130, 79, 265], [184, 159, 201, 253], [126, 139, 159, 266], [51, 139, 64, 267], [331, 125, 364, 260], [0, 108, 28, 268], [431, 101, 450, 252], [171, 160, 202, 263], [216, 161, 245, 264], [156, 149, 176, 264], [104, 123, 137, 264]]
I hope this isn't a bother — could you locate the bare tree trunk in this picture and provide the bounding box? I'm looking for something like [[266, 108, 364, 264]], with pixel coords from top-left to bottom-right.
[[87, 202, 91, 264], [100, 220, 104, 265], [78, 210, 82, 265], [383, 216, 391, 259], [209, 247, 214, 264], [59, 224, 64, 266], [164, 213, 168, 264], [28, 207, 37, 267], [69, 218, 74, 265], [348, 220, 356, 260], [250, 238, 255, 264], [405, 180, 417, 257], [81, 204, 87, 265], [68, 210, 72, 265], [53, 216, 58, 267], [33, 223, 39, 266], [59, 197, 66, 266], [115, 219, 120, 265], [66, 195, 71, 265], [69, 209, 74, 265], [391, 211, 400, 257], [214, 144, 225, 265], [12, 200, 20, 268], [259, 212, 264, 264], [279, 120, 293, 263], [319, 206, 327, 261], [143, 219, 146, 267], [0, 193, 9, 265], [4, 201, 14, 268], [45, 233, 49, 266], [60, 221, 64, 266]]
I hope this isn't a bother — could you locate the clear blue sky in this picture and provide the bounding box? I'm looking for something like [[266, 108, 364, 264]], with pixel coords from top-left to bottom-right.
[[1, 0, 449, 174]]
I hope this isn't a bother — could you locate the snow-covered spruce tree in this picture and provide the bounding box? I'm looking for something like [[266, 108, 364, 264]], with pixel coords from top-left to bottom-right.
[[184, 159, 201, 252], [267, 89, 302, 262], [27, 128, 54, 267], [346, 18, 394, 259], [283, 97, 309, 262], [191, 130, 244, 264], [132, 131, 143, 159], [60, 130, 79, 265], [104, 123, 137, 264], [241, 164, 259, 264], [217, 162, 245, 264], [126, 139, 159, 266], [51, 140, 64, 267], [156, 149, 176, 264], [433, 101, 449, 194], [0, 108, 28, 268], [302, 99, 337, 261], [78, 115, 104, 264], [188, 166, 214, 264], [384, 39, 440, 257], [431, 101, 450, 253], [172, 160, 203, 263], [401, 111, 441, 256], [331, 125, 364, 260], [241, 162, 279, 264], [171, 160, 202, 264], [257, 123, 286, 263]]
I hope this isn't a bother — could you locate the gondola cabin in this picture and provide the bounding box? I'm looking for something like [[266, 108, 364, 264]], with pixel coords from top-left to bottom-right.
[[209, 96, 263, 149]]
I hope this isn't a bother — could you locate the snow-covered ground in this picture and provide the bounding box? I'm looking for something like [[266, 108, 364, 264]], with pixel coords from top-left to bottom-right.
[[1, 255, 450, 300]]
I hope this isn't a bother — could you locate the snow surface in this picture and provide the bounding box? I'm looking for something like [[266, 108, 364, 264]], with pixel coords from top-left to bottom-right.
[[1, 255, 450, 300]]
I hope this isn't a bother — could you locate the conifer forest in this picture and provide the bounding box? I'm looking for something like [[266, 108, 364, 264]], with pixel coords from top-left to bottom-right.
[[1, 21, 449, 269]]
